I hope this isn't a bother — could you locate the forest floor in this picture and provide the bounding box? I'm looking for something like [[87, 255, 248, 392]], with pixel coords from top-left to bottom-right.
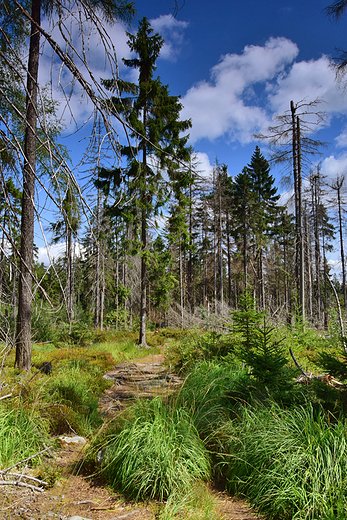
[[0, 350, 262, 520]]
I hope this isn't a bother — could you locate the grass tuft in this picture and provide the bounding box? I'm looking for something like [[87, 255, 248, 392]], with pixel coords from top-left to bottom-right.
[[0, 405, 48, 468], [225, 403, 347, 519], [101, 396, 211, 501]]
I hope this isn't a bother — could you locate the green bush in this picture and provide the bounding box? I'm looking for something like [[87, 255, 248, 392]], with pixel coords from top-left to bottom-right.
[[42, 363, 109, 435], [175, 361, 250, 439], [101, 397, 211, 501], [166, 331, 234, 373]]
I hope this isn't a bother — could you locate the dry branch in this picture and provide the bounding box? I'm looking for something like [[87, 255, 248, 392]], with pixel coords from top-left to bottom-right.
[[2, 447, 52, 474], [0, 480, 44, 492]]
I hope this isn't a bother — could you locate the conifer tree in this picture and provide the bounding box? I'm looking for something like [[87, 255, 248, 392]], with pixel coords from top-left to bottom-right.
[[99, 17, 191, 345], [246, 146, 280, 308], [230, 167, 256, 289]]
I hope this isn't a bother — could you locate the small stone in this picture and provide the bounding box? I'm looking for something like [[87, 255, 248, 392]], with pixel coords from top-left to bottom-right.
[[58, 436, 87, 445], [67, 517, 92, 520]]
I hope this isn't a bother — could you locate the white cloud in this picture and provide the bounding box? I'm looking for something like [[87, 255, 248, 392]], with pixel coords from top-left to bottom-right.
[[39, 13, 189, 131], [150, 15, 189, 62], [320, 153, 347, 181], [335, 126, 347, 148], [182, 37, 299, 144], [267, 55, 347, 115], [181, 37, 347, 146], [192, 152, 214, 178], [37, 243, 65, 266], [37, 242, 85, 266]]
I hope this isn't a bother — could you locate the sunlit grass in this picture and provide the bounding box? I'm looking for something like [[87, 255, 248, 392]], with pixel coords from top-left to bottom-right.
[[158, 482, 224, 520], [100, 396, 211, 501], [225, 403, 347, 519], [0, 405, 49, 468]]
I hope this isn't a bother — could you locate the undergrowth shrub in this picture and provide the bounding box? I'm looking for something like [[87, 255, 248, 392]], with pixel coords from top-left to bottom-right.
[[43, 365, 107, 435], [225, 404, 347, 520], [100, 396, 211, 501], [166, 331, 234, 373]]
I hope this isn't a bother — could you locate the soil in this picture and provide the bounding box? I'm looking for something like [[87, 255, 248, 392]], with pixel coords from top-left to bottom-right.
[[0, 350, 262, 520]]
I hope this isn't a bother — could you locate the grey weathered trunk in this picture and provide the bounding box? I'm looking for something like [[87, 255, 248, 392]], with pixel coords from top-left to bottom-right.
[[15, 0, 41, 370], [139, 108, 147, 346]]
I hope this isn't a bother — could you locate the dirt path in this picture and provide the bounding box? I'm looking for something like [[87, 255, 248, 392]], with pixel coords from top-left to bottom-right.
[[0, 351, 262, 520]]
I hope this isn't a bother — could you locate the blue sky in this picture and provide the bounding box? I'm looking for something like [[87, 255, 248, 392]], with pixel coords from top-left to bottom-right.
[[56, 0, 347, 179], [37, 0, 347, 262]]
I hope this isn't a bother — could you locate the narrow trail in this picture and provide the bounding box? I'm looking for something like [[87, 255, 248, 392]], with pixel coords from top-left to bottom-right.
[[0, 350, 262, 520]]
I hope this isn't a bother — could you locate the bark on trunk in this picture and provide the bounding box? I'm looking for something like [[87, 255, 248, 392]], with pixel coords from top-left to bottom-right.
[[15, 0, 41, 370]]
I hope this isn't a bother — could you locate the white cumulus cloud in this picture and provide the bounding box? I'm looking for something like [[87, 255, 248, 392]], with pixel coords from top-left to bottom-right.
[[150, 15, 189, 62], [181, 37, 347, 147], [182, 37, 299, 144]]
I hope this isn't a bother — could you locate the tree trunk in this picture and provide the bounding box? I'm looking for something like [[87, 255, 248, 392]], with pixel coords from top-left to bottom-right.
[[139, 109, 147, 346], [15, 0, 41, 370], [219, 179, 223, 308], [312, 171, 322, 322], [226, 210, 232, 307], [94, 188, 101, 329], [297, 115, 305, 323], [338, 184, 347, 309], [67, 227, 74, 332]]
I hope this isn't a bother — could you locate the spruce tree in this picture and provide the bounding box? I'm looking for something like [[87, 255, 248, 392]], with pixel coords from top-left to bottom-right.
[[230, 167, 256, 289], [246, 146, 280, 308], [99, 17, 191, 345]]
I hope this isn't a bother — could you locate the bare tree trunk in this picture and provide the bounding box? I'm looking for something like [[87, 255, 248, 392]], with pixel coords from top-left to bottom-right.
[[179, 244, 184, 327], [67, 227, 74, 332], [297, 115, 305, 323], [305, 210, 313, 323], [331, 175, 347, 309], [15, 0, 41, 370], [139, 108, 147, 346], [243, 209, 248, 289], [94, 188, 101, 329], [226, 210, 232, 307], [0, 209, 6, 315], [219, 180, 223, 308], [100, 243, 105, 330], [139, 221, 147, 345], [312, 171, 322, 322], [337, 182, 347, 309], [187, 181, 193, 311]]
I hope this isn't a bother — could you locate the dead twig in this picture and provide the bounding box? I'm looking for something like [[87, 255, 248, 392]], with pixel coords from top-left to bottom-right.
[[0, 471, 48, 487], [0, 393, 12, 401], [0, 480, 44, 492], [2, 447, 51, 474], [289, 347, 311, 379]]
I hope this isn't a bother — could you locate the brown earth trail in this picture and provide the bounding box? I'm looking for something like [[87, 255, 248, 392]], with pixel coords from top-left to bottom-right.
[[0, 351, 262, 520]]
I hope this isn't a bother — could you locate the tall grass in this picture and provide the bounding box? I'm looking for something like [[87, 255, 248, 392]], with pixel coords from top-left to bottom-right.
[[158, 482, 223, 520], [175, 361, 251, 439], [0, 405, 48, 467], [101, 396, 211, 501], [225, 404, 347, 519]]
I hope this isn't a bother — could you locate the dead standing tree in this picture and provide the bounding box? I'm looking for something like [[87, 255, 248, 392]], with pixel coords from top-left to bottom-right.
[[255, 98, 325, 324]]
